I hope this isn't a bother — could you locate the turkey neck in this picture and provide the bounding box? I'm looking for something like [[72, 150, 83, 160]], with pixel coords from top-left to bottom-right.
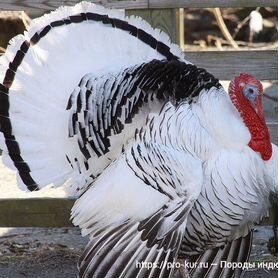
[[230, 87, 272, 161]]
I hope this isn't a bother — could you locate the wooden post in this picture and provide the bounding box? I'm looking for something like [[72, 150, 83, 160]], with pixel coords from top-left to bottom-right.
[[0, 198, 274, 227], [126, 8, 180, 44], [177, 8, 185, 50], [0, 198, 74, 227]]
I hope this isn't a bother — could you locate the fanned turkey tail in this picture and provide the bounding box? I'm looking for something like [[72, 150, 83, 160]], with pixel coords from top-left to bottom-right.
[[0, 1, 185, 195]]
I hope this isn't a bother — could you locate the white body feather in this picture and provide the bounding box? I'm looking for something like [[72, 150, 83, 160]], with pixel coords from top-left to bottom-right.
[[0, 2, 277, 278], [0, 2, 185, 193]]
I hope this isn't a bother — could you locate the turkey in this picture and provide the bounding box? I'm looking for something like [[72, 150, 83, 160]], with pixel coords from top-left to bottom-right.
[[0, 2, 277, 278]]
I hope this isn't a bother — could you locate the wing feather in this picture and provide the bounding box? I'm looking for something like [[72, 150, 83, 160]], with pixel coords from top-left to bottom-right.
[[72, 141, 203, 278]]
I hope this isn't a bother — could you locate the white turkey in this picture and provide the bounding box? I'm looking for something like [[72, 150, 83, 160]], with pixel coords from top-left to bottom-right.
[[0, 2, 277, 278]]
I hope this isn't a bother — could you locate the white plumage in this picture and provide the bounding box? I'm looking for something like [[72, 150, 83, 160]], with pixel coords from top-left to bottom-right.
[[249, 10, 263, 34], [0, 2, 277, 278], [1, 1, 184, 193]]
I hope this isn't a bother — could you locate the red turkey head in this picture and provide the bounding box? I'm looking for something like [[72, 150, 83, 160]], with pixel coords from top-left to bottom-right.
[[228, 73, 272, 160]]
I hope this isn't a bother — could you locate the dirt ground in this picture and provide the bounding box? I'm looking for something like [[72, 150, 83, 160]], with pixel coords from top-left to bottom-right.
[[0, 226, 277, 278], [0, 227, 87, 278]]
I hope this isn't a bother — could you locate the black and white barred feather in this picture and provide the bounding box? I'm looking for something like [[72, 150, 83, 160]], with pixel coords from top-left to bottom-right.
[[65, 59, 220, 191], [0, 2, 278, 278]]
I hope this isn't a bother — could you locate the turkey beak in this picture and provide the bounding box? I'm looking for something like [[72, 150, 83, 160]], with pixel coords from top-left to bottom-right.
[[254, 93, 265, 122], [249, 91, 260, 115], [251, 98, 259, 114]]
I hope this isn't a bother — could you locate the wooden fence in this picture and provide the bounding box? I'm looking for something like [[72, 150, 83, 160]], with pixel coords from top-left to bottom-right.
[[0, 0, 277, 11], [0, 0, 277, 227]]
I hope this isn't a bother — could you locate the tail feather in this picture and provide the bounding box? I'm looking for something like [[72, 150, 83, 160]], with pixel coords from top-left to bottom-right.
[[0, 1, 185, 195]]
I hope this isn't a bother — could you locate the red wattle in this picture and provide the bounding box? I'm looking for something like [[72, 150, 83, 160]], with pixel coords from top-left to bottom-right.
[[248, 135, 272, 161], [229, 74, 272, 161]]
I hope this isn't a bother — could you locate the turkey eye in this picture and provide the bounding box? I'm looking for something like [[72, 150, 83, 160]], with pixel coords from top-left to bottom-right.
[[243, 85, 258, 100]]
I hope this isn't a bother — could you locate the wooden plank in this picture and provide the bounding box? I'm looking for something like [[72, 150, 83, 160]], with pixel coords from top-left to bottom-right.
[[0, 0, 277, 13], [149, 0, 278, 9], [0, 0, 148, 13], [185, 50, 278, 80], [0, 198, 74, 227], [101, 0, 148, 9], [127, 8, 178, 42], [0, 50, 276, 80], [0, 198, 274, 227]]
